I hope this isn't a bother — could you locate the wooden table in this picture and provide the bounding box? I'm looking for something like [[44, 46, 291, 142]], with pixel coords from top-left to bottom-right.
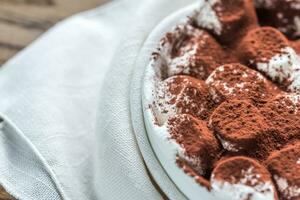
[[0, 0, 106, 198], [0, 0, 107, 65]]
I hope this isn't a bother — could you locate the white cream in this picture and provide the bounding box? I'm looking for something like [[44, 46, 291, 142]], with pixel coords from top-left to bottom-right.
[[159, 24, 207, 78], [168, 40, 198, 76], [153, 75, 209, 125], [152, 78, 178, 125], [212, 180, 275, 200], [275, 93, 300, 113], [206, 65, 267, 100], [211, 168, 276, 200], [274, 175, 300, 199], [256, 47, 300, 92], [285, 93, 300, 105], [144, 111, 215, 200], [166, 127, 206, 175], [195, 0, 222, 35], [216, 135, 239, 152]]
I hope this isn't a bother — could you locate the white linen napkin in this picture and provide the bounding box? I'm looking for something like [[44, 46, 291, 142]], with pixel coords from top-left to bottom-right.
[[0, 0, 196, 199]]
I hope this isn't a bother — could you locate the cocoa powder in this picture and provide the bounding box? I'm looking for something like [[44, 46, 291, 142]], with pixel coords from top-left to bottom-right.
[[168, 114, 221, 176], [266, 142, 300, 200], [206, 63, 280, 106], [151, 0, 300, 199], [168, 27, 237, 80], [212, 156, 274, 190]]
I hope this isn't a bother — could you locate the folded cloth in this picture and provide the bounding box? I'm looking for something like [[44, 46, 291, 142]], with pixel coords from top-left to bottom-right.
[[0, 0, 196, 199]]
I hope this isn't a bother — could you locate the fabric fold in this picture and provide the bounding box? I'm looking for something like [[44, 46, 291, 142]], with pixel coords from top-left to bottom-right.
[[0, 117, 63, 200]]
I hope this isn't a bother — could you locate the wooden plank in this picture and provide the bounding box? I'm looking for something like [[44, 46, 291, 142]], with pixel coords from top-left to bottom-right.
[[0, 187, 14, 200], [0, 0, 107, 198], [0, 0, 107, 64], [0, 0, 53, 6], [0, 23, 42, 47], [0, 49, 19, 65]]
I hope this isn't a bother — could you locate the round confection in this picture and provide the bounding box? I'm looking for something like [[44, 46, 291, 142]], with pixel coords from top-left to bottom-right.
[[168, 114, 221, 177], [212, 0, 247, 42], [266, 142, 300, 200], [209, 99, 267, 152], [238, 27, 289, 65], [153, 75, 215, 124], [196, 0, 258, 44], [238, 27, 300, 91], [261, 94, 300, 141], [210, 94, 300, 161], [211, 156, 277, 200], [167, 27, 235, 80], [206, 63, 280, 105]]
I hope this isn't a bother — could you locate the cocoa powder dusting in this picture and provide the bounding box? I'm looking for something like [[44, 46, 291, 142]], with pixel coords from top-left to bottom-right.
[[209, 99, 267, 152], [168, 28, 237, 80], [168, 114, 221, 176], [266, 142, 300, 200], [176, 158, 212, 190], [213, 156, 273, 189], [154, 75, 216, 123], [206, 63, 281, 106], [212, 0, 258, 44], [238, 27, 289, 64], [150, 0, 300, 198]]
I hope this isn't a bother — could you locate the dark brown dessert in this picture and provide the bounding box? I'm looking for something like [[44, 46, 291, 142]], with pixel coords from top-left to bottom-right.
[[255, 0, 300, 40], [167, 27, 236, 80], [212, 156, 277, 197], [206, 63, 280, 105], [238, 27, 289, 65], [209, 99, 267, 152], [150, 0, 300, 199], [168, 114, 221, 177], [266, 142, 300, 200]]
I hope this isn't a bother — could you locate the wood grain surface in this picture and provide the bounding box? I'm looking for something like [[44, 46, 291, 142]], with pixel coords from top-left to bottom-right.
[[0, 0, 107, 65], [0, 0, 106, 198]]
